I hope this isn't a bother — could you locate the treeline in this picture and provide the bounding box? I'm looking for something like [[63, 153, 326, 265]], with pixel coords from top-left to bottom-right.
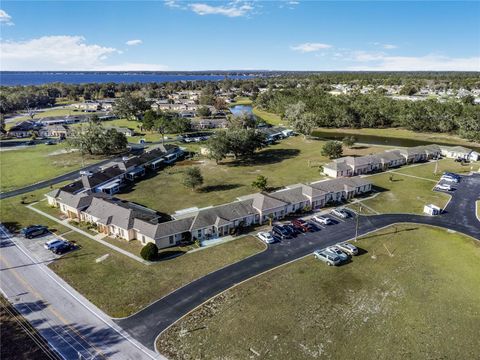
[[256, 88, 480, 142], [0, 79, 255, 114]]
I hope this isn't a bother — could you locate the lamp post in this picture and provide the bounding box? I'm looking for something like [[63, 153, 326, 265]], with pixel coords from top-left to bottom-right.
[[355, 205, 362, 242]]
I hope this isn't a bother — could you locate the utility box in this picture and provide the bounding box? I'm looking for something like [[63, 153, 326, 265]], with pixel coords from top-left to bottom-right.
[[424, 204, 441, 216]]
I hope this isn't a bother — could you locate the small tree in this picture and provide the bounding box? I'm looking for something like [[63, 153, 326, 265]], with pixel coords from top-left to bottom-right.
[[321, 140, 343, 159], [251, 175, 268, 191], [140, 242, 158, 261], [342, 136, 357, 148], [182, 167, 204, 191]]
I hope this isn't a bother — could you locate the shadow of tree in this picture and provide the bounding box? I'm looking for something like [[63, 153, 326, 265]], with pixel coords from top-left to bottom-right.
[[200, 184, 241, 193], [227, 148, 301, 167], [15, 300, 49, 315]]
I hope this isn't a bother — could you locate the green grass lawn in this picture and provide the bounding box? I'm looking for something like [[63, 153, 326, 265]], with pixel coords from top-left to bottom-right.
[[157, 224, 480, 360], [117, 137, 388, 214], [0, 143, 105, 192], [49, 233, 265, 317], [253, 107, 283, 126], [0, 188, 70, 235], [391, 158, 478, 181], [358, 170, 450, 214], [229, 97, 253, 106]]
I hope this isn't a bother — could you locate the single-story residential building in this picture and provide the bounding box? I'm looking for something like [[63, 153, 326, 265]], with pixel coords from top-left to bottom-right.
[[46, 176, 373, 249]]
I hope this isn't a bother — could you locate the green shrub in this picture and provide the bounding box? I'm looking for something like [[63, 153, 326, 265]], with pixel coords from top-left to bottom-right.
[[140, 242, 158, 261]]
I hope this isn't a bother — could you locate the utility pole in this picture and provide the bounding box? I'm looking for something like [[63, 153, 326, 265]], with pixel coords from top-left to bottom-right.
[[355, 205, 361, 242]]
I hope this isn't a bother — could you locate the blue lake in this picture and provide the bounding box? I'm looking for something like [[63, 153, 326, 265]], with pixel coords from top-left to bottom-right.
[[0, 72, 255, 86]]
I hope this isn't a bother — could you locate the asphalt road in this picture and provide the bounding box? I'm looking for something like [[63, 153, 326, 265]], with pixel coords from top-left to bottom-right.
[[117, 173, 480, 351], [0, 225, 165, 360], [0, 158, 115, 200]]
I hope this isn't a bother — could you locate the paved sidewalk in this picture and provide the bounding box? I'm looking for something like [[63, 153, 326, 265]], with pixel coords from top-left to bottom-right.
[[27, 203, 151, 265]]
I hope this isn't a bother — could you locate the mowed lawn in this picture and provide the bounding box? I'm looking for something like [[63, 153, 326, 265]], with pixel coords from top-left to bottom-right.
[[157, 225, 480, 360], [0, 187, 70, 234], [50, 233, 265, 317], [390, 158, 478, 181], [117, 137, 390, 214], [253, 107, 283, 126], [358, 167, 451, 214], [0, 144, 105, 191]]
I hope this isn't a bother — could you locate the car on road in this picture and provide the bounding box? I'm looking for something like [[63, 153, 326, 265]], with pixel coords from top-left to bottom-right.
[[292, 219, 313, 232], [313, 250, 342, 266], [331, 208, 349, 219], [52, 241, 74, 255], [44, 239, 64, 250], [436, 183, 453, 191], [326, 246, 349, 262], [312, 215, 332, 225], [257, 232, 275, 244], [20, 225, 49, 239], [444, 172, 460, 179], [272, 225, 291, 239], [337, 242, 359, 256]]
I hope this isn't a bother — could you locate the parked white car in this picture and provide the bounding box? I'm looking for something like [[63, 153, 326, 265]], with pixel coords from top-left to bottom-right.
[[313, 250, 342, 266], [257, 232, 275, 244], [331, 208, 349, 219], [441, 175, 459, 183], [312, 215, 332, 225], [337, 242, 359, 256], [436, 183, 452, 191], [326, 246, 349, 262], [44, 239, 64, 250]]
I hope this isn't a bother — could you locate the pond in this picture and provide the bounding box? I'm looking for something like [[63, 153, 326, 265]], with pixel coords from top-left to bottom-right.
[[312, 130, 480, 152], [229, 105, 253, 117]]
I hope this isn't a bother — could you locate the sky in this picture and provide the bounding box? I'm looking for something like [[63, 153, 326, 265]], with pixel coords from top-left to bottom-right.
[[0, 1, 479, 71]]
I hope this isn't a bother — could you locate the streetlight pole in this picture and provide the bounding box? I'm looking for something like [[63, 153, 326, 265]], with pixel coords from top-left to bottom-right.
[[355, 205, 361, 242]]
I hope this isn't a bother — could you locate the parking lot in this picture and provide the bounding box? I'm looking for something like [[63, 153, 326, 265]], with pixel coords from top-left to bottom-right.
[[12, 230, 73, 263]]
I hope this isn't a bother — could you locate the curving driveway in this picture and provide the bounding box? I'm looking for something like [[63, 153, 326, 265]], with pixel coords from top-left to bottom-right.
[[116, 173, 480, 351]]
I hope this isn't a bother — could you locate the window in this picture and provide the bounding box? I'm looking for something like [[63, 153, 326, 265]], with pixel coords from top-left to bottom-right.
[[169, 235, 174, 244], [142, 235, 146, 244]]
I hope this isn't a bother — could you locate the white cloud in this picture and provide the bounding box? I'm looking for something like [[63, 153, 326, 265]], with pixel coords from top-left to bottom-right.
[[164, 0, 182, 8], [126, 39, 142, 46], [189, 2, 254, 17], [347, 52, 480, 71], [0, 35, 167, 71], [291, 42, 332, 53], [0, 9, 14, 25]]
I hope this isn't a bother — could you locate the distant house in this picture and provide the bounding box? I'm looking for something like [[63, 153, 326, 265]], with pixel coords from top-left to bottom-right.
[[40, 125, 69, 139], [7, 121, 36, 138], [440, 145, 478, 161], [191, 118, 227, 130], [72, 101, 101, 112], [323, 144, 445, 178], [108, 127, 135, 137]]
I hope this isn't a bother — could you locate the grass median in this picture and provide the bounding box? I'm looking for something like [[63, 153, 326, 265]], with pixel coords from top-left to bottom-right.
[[49, 233, 265, 317], [0, 143, 105, 192], [157, 224, 480, 360]]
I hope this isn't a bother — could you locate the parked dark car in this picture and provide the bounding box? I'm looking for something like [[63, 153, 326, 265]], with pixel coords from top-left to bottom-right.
[[272, 225, 292, 239], [283, 224, 299, 237], [52, 241, 74, 255], [292, 219, 312, 232], [20, 225, 48, 239]]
